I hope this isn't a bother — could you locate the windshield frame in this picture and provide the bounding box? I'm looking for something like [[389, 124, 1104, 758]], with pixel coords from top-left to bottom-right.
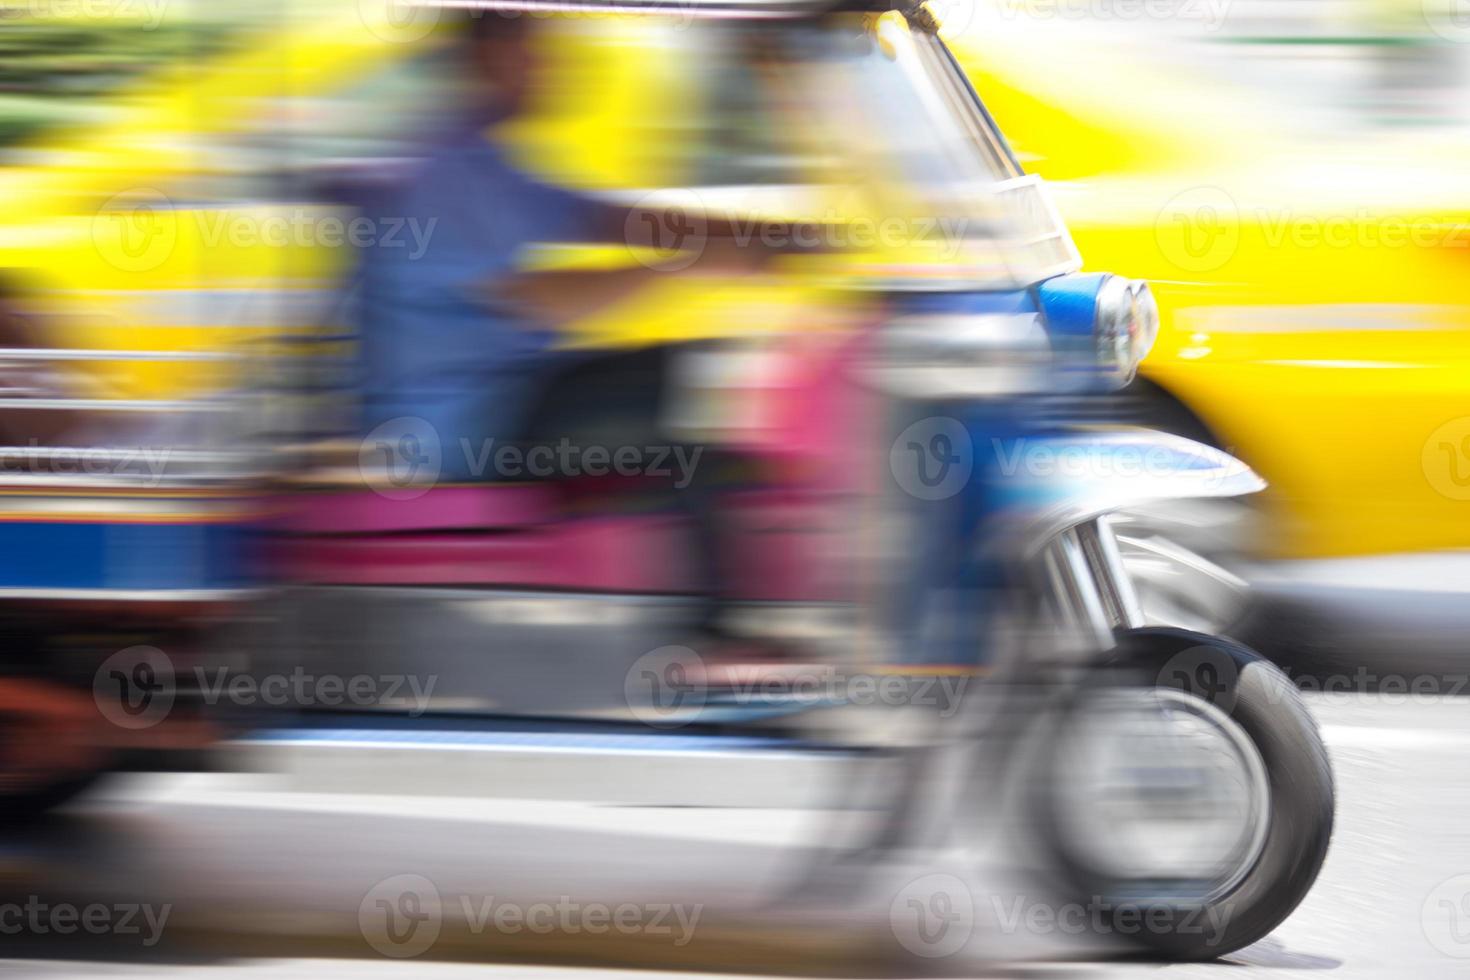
[[915, 22, 1024, 181]]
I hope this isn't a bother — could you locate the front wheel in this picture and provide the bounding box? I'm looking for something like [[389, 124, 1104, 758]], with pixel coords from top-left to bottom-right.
[[1036, 628, 1334, 960]]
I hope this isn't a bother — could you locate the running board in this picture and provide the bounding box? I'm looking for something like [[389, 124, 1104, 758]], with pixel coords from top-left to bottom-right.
[[226, 724, 883, 808]]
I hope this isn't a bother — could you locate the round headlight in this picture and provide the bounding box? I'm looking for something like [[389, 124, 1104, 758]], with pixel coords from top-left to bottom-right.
[[1094, 276, 1159, 384]]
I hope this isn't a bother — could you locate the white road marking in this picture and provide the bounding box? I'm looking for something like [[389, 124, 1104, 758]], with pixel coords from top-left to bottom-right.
[[1320, 724, 1470, 750]]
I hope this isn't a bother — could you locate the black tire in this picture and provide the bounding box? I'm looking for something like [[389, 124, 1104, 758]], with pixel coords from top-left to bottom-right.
[[1037, 627, 1334, 960]]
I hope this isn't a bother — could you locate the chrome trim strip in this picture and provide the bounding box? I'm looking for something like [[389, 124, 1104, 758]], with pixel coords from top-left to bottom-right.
[[1053, 527, 1116, 651], [26, 287, 341, 331], [0, 447, 250, 463], [1081, 515, 1146, 631], [0, 398, 234, 412], [0, 588, 260, 602], [0, 348, 242, 363], [415, 0, 829, 16], [0, 496, 249, 518]]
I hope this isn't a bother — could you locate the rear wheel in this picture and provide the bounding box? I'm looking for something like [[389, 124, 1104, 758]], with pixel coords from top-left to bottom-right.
[[1037, 628, 1334, 959], [0, 675, 111, 824]]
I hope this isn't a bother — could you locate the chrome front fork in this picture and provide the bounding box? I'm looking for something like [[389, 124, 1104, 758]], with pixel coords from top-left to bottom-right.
[[1040, 515, 1145, 656]]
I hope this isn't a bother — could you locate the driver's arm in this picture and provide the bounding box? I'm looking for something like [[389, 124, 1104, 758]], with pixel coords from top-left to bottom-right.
[[496, 236, 766, 330], [497, 201, 822, 330]]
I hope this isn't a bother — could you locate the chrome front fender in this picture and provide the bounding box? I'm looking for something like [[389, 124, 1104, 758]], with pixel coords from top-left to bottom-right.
[[1002, 428, 1262, 651], [1007, 428, 1263, 557]]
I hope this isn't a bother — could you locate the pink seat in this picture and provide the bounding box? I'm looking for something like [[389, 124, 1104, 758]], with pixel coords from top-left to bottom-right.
[[272, 485, 552, 535], [270, 482, 854, 600], [275, 514, 693, 592]]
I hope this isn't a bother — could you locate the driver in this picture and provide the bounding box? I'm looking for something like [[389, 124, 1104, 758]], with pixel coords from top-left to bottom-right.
[[356, 12, 805, 648]]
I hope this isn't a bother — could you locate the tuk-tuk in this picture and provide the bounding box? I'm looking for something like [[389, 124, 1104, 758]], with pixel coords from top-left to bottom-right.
[[0, 333, 258, 815], [4, 0, 1332, 963]]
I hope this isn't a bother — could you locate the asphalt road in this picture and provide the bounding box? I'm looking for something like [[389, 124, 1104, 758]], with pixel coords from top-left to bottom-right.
[[1, 691, 1468, 979]]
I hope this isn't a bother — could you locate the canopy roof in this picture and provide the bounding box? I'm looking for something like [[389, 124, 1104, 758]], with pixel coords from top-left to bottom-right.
[[416, 0, 911, 20]]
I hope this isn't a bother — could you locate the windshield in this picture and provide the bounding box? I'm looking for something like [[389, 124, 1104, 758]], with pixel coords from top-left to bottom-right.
[[236, 11, 1077, 283], [792, 15, 1076, 283], [811, 17, 1020, 187]]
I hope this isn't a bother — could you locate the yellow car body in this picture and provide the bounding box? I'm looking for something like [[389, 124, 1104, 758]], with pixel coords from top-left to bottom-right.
[[949, 9, 1470, 561]]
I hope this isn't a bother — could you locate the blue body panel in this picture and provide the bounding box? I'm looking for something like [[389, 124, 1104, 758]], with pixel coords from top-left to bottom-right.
[[1036, 272, 1110, 390], [0, 519, 254, 593], [886, 290, 1042, 666]]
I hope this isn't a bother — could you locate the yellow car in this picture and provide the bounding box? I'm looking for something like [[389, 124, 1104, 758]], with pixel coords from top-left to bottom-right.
[[949, 6, 1470, 661]]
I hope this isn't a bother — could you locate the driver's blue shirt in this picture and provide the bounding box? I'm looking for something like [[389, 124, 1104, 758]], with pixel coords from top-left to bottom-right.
[[357, 125, 603, 480]]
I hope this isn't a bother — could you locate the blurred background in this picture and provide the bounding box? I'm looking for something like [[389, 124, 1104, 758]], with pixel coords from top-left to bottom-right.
[[0, 0, 1469, 977]]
